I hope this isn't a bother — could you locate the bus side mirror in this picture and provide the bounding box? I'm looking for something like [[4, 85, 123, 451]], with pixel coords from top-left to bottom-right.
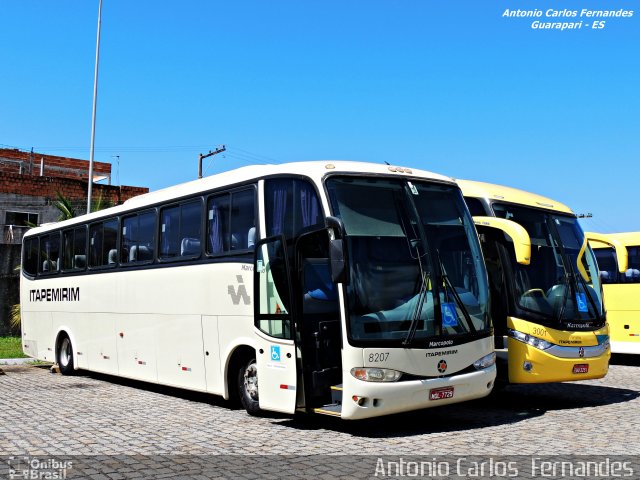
[[326, 216, 349, 284], [586, 232, 629, 273], [472, 216, 531, 265]]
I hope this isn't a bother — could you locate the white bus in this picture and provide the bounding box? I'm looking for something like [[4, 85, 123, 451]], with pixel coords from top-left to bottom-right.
[[20, 161, 496, 420]]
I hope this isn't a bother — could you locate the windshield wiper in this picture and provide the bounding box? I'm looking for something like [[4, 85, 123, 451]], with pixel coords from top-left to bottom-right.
[[562, 250, 602, 324], [403, 269, 430, 346], [547, 218, 602, 324], [402, 233, 431, 346], [435, 249, 476, 334]]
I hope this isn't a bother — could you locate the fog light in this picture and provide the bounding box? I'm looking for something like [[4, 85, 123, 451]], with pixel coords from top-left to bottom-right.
[[523, 361, 533, 372], [352, 395, 367, 406]]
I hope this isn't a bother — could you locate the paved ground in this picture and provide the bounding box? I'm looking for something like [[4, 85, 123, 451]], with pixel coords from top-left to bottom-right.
[[1, 356, 639, 477]]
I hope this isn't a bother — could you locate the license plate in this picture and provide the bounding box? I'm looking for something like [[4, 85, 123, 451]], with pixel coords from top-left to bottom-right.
[[429, 387, 454, 400], [573, 364, 589, 374]]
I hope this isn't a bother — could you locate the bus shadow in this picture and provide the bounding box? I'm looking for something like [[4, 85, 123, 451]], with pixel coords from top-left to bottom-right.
[[277, 382, 639, 438], [611, 354, 640, 367], [73, 370, 238, 411]]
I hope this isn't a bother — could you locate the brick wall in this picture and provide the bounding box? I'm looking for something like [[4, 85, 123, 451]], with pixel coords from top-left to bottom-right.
[[0, 148, 111, 181], [0, 172, 148, 209]]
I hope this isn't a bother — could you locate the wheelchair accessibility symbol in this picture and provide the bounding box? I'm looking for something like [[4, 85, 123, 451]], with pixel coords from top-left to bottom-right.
[[270, 345, 281, 362], [576, 292, 588, 313]]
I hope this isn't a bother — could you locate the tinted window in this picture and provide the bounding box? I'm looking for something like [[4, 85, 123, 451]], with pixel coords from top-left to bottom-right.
[[89, 219, 118, 268], [207, 188, 256, 255], [39, 233, 60, 274], [159, 200, 202, 259], [121, 210, 156, 264], [230, 189, 255, 250], [23, 237, 39, 276], [265, 178, 322, 239], [62, 227, 87, 270], [464, 197, 488, 217], [207, 194, 230, 254]]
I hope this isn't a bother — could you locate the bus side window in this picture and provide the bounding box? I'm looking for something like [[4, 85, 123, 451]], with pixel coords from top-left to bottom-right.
[[121, 210, 155, 264], [594, 248, 618, 283], [23, 237, 39, 276], [463, 197, 488, 216], [89, 219, 118, 268], [230, 189, 255, 250], [62, 227, 87, 271], [160, 199, 202, 260], [207, 188, 256, 255], [265, 178, 323, 239], [207, 194, 230, 254], [39, 233, 60, 274], [625, 247, 640, 283]]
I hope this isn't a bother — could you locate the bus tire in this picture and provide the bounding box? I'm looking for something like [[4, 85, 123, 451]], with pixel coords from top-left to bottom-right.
[[57, 334, 75, 376], [237, 356, 261, 415]]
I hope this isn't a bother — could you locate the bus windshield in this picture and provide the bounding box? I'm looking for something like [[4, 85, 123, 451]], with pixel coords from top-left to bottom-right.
[[326, 177, 490, 347], [492, 203, 604, 328]]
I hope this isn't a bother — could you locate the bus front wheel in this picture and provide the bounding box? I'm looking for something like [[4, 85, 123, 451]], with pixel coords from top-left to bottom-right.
[[57, 335, 75, 376], [238, 357, 261, 415]]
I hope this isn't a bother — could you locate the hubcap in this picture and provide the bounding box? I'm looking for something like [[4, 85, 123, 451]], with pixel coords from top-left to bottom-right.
[[243, 362, 259, 401], [60, 338, 71, 367]]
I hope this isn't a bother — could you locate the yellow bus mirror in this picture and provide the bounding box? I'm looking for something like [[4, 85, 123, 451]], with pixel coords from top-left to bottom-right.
[[586, 232, 629, 273], [472, 216, 531, 265]]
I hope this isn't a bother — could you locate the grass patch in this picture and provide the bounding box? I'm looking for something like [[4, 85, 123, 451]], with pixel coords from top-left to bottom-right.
[[0, 336, 28, 359]]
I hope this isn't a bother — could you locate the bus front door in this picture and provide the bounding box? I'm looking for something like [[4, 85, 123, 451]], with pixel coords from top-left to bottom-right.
[[253, 236, 298, 414]]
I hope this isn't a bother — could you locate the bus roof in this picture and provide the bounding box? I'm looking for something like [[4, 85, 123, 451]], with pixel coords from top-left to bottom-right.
[[457, 179, 573, 215], [589, 231, 640, 249], [25, 160, 455, 236]]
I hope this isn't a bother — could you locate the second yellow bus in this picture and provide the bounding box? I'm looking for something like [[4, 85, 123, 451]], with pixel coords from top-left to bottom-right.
[[459, 180, 619, 384]]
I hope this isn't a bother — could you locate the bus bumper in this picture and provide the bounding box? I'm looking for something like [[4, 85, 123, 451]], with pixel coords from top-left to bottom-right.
[[339, 365, 496, 420], [507, 339, 610, 383]]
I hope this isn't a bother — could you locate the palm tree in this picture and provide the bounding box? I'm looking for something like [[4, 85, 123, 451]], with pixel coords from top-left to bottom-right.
[[52, 190, 113, 221], [52, 191, 77, 221]]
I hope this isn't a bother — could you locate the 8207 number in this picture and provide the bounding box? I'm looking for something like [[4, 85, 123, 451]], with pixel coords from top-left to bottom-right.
[[368, 352, 390, 363]]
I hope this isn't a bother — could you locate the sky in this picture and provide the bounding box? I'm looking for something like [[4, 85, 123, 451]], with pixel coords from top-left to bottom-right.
[[1, 0, 638, 233]]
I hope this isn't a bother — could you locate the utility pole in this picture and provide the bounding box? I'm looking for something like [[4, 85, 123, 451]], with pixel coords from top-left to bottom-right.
[[198, 145, 226, 179]]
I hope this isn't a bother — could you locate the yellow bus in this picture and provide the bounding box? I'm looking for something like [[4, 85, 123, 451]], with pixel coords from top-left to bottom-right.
[[459, 180, 624, 384], [589, 232, 639, 354]]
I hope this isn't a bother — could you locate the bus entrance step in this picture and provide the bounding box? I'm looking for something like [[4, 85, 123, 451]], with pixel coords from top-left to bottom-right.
[[313, 404, 342, 417], [330, 384, 343, 404]]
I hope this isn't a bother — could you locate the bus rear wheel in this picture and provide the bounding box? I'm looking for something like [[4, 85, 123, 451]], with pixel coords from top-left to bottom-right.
[[237, 357, 261, 415], [57, 335, 75, 376]]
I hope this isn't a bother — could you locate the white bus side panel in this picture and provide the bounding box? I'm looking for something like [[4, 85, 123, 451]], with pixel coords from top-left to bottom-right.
[[202, 315, 223, 394], [84, 313, 119, 374], [155, 314, 206, 391], [23, 311, 53, 362], [115, 314, 158, 383]]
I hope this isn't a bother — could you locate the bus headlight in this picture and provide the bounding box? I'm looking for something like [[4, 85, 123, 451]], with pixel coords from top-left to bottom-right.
[[473, 352, 496, 370], [351, 367, 402, 382], [507, 329, 553, 351]]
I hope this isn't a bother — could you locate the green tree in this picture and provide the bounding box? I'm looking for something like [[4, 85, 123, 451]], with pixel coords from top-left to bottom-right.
[[9, 265, 22, 334], [52, 190, 113, 221], [52, 191, 77, 221]]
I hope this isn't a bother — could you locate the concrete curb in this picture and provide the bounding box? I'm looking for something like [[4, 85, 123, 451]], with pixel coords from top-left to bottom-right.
[[0, 358, 33, 365]]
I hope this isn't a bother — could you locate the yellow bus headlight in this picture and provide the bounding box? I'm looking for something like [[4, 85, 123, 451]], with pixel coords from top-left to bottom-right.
[[508, 328, 553, 350]]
